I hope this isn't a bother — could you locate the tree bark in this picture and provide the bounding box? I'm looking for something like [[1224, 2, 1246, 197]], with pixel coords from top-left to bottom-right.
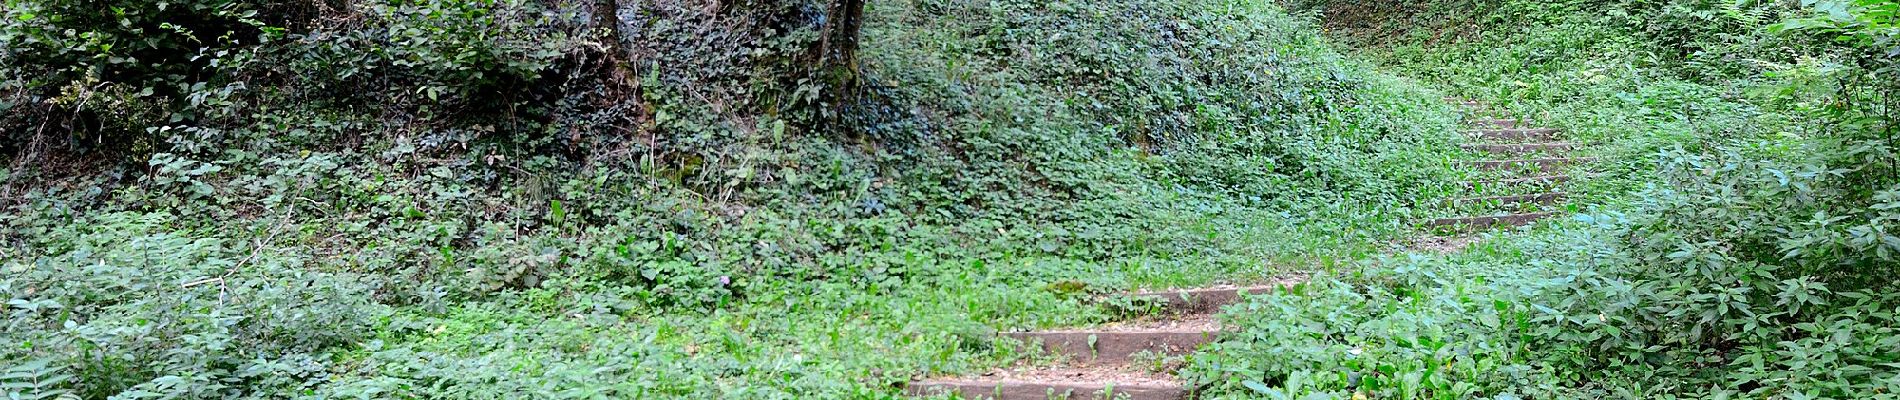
[[593, 0, 631, 84], [816, 0, 867, 91]]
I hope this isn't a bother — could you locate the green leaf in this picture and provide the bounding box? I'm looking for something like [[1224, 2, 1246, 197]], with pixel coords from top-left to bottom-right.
[[1243, 380, 1274, 394]]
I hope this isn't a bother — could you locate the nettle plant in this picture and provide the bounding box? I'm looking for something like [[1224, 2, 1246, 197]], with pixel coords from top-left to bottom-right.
[[1557, 141, 1900, 397], [2, 212, 392, 398]]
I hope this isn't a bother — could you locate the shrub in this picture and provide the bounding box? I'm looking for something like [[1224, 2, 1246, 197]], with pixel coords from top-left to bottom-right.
[[2, 212, 391, 397]]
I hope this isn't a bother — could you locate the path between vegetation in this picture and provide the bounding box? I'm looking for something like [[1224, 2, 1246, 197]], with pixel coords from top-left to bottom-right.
[[906, 98, 1593, 399], [905, 277, 1307, 400], [1416, 98, 1596, 252]]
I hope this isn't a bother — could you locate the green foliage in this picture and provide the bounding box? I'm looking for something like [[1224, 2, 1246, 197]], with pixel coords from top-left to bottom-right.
[[2, 359, 79, 400], [886, 0, 1459, 204], [0, 0, 280, 153], [1775, 0, 1900, 61], [2, 0, 1460, 398], [1194, 0, 1900, 398], [289, 0, 579, 113], [1193, 152, 1900, 397], [2, 212, 392, 398]]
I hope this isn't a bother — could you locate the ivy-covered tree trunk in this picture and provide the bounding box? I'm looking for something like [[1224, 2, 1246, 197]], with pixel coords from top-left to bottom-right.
[[593, 0, 631, 84], [809, 0, 872, 134], [815, 0, 867, 91]]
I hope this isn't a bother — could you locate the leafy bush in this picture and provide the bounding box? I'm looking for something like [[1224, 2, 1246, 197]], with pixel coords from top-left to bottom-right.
[[0, 0, 283, 154], [2, 212, 391, 398]]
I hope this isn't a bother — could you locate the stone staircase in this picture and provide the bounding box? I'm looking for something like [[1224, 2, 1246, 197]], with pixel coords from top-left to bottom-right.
[[907, 278, 1303, 400], [905, 98, 1584, 398], [1429, 98, 1592, 232]]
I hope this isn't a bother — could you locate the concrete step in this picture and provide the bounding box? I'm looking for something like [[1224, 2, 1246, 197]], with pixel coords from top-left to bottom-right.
[[1004, 330, 1218, 365], [908, 378, 1186, 400], [1460, 142, 1577, 155], [1472, 128, 1561, 141], [1428, 212, 1559, 231], [1464, 157, 1597, 173]]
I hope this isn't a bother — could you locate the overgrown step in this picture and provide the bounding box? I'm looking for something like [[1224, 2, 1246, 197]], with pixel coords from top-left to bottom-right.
[[1447, 100, 1511, 117], [908, 377, 1186, 400], [1460, 142, 1577, 155], [1443, 192, 1566, 215], [1427, 212, 1558, 231], [1464, 157, 1597, 172], [1467, 118, 1523, 129], [1463, 174, 1571, 188], [1116, 284, 1292, 315], [1448, 192, 1566, 208], [1004, 330, 1218, 365], [907, 279, 1302, 399], [1471, 128, 1561, 141], [1459, 108, 1513, 118], [1455, 175, 1583, 199]]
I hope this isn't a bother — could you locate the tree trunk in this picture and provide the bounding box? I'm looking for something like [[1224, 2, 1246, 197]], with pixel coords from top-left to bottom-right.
[[593, 0, 631, 84], [816, 0, 867, 91]]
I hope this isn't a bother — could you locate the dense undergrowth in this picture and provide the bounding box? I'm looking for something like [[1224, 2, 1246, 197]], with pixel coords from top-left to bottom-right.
[[1187, 1, 1900, 399], [2, 0, 1464, 398]]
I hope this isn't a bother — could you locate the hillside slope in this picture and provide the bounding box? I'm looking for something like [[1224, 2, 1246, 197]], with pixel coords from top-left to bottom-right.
[[1, 0, 1462, 398]]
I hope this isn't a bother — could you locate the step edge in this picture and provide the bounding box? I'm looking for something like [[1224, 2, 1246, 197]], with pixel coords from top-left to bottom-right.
[[909, 380, 1184, 389], [1426, 212, 1560, 226], [1447, 192, 1566, 203], [1002, 330, 1223, 337]]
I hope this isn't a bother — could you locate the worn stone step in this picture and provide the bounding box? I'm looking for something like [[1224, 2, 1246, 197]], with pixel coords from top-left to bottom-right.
[[1445, 98, 1508, 115], [1428, 212, 1558, 230], [908, 279, 1302, 399], [1464, 157, 1597, 172], [908, 379, 1186, 400], [1448, 192, 1566, 207], [1117, 279, 1304, 315], [1472, 128, 1561, 141], [1463, 174, 1571, 188], [1004, 330, 1218, 365], [1468, 118, 1523, 129], [1460, 142, 1577, 155]]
